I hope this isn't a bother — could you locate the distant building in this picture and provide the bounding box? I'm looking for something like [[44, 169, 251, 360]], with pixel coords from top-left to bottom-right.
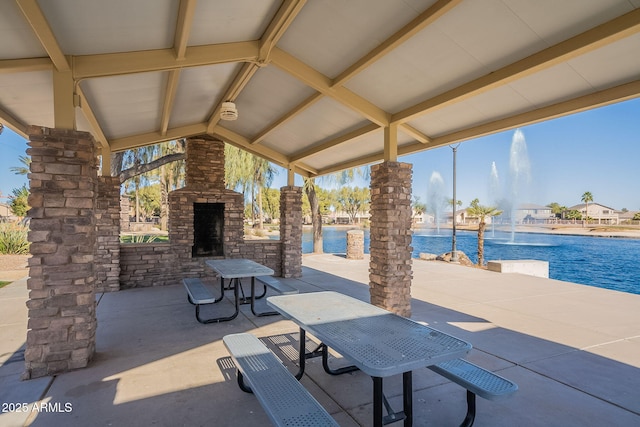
[[566, 202, 619, 224], [0, 203, 18, 221]]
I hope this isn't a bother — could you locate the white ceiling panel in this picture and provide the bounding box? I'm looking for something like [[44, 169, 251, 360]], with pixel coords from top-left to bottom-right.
[[189, 0, 280, 46], [0, 71, 53, 127], [221, 66, 317, 139], [0, 1, 47, 58], [261, 97, 371, 156], [278, 0, 438, 78], [503, 0, 635, 46], [38, 0, 177, 55], [80, 72, 166, 139], [345, 25, 484, 113], [508, 64, 593, 108], [169, 63, 240, 129], [303, 129, 385, 171], [568, 32, 640, 89]]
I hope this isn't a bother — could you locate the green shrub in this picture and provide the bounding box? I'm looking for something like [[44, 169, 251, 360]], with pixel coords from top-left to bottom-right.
[[0, 222, 30, 254]]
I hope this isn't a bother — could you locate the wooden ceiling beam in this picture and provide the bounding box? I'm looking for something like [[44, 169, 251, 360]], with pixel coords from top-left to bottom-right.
[[289, 123, 380, 163], [0, 57, 52, 74], [110, 122, 208, 152], [0, 107, 28, 138], [17, 0, 69, 71], [271, 48, 390, 126], [72, 41, 259, 80]]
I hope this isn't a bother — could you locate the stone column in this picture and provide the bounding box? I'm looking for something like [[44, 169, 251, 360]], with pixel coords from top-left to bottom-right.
[[120, 195, 130, 232], [95, 176, 121, 292], [279, 186, 302, 278], [24, 126, 98, 379], [369, 162, 413, 317]]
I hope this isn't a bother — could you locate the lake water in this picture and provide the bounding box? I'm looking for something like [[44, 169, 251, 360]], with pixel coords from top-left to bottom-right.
[[302, 227, 640, 295]]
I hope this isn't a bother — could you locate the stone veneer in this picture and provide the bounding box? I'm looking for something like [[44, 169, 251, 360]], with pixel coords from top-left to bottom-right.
[[95, 176, 120, 292], [369, 162, 413, 317], [24, 126, 98, 379], [279, 186, 303, 278]]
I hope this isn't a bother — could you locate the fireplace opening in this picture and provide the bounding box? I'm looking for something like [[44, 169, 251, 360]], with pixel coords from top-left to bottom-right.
[[192, 202, 224, 257]]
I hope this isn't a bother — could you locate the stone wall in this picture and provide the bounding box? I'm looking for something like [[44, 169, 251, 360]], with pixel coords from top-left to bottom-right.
[[119, 241, 283, 288], [279, 186, 302, 278], [25, 126, 98, 379], [369, 162, 413, 317], [95, 176, 120, 292]]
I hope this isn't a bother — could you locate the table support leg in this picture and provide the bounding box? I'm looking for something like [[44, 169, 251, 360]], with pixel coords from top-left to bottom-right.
[[295, 328, 307, 380], [250, 278, 280, 317], [196, 278, 240, 323], [403, 371, 413, 427], [373, 377, 383, 427], [321, 344, 359, 375]]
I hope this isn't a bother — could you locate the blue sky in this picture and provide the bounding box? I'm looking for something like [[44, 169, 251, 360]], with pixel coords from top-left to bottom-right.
[[1, 97, 639, 210]]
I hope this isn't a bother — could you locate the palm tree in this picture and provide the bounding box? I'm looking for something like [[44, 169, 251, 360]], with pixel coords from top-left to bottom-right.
[[10, 155, 31, 176], [581, 191, 593, 226], [467, 198, 502, 266]]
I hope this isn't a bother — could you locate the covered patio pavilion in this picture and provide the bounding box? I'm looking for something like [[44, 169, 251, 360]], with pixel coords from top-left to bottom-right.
[[1, 0, 639, 401]]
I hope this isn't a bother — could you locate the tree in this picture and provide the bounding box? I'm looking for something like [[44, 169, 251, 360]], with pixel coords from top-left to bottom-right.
[[10, 155, 31, 176], [412, 196, 426, 222], [9, 185, 30, 217], [467, 198, 502, 266], [546, 202, 566, 218], [581, 191, 594, 225], [633, 212, 640, 221], [336, 186, 370, 224]]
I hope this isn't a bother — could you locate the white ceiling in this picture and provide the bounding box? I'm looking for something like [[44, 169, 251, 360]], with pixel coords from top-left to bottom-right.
[[1, 0, 639, 178]]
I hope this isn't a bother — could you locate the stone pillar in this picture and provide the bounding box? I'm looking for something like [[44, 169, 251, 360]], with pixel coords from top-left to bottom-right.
[[96, 176, 121, 292], [120, 195, 130, 232], [369, 162, 413, 317], [279, 186, 302, 278], [185, 136, 225, 190], [24, 126, 98, 379], [346, 229, 364, 259]]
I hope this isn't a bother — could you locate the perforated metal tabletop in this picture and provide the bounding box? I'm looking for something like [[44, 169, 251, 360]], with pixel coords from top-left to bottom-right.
[[267, 291, 471, 378]]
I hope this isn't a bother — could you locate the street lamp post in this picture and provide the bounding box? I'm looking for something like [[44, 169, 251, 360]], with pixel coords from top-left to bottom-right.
[[450, 144, 460, 263]]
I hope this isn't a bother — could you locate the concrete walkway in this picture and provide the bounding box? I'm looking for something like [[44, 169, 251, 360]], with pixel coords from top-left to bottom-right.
[[1, 254, 639, 426]]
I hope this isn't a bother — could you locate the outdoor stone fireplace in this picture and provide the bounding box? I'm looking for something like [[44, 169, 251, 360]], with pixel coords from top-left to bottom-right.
[[168, 136, 245, 275], [118, 135, 301, 288]]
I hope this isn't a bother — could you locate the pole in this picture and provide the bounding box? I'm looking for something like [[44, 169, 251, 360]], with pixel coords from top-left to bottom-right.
[[451, 144, 460, 263]]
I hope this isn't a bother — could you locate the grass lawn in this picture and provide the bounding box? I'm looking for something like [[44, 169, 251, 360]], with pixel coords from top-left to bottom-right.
[[0, 281, 10, 289]]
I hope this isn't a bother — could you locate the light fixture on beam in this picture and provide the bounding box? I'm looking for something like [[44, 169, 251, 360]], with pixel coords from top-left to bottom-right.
[[220, 101, 238, 121]]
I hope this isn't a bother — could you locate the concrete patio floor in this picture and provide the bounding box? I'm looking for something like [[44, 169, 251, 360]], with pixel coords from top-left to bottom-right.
[[1, 254, 639, 426]]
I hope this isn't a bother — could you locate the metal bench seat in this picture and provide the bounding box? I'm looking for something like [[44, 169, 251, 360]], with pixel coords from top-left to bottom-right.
[[429, 358, 518, 427], [256, 276, 299, 295], [223, 333, 339, 427], [183, 278, 217, 304]]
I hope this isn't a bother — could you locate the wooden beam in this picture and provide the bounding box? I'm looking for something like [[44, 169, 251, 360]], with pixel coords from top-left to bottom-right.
[[52, 69, 75, 129], [211, 125, 290, 167], [0, 57, 52, 74], [110, 122, 208, 152], [252, 92, 323, 145], [271, 48, 390, 126], [259, 0, 307, 63], [391, 8, 640, 124], [399, 124, 432, 144], [0, 107, 28, 138], [332, 0, 461, 87], [76, 86, 108, 149], [384, 123, 398, 162], [72, 41, 259, 80], [174, 0, 197, 60], [17, 0, 70, 71], [289, 123, 380, 162], [161, 70, 181, 135]]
